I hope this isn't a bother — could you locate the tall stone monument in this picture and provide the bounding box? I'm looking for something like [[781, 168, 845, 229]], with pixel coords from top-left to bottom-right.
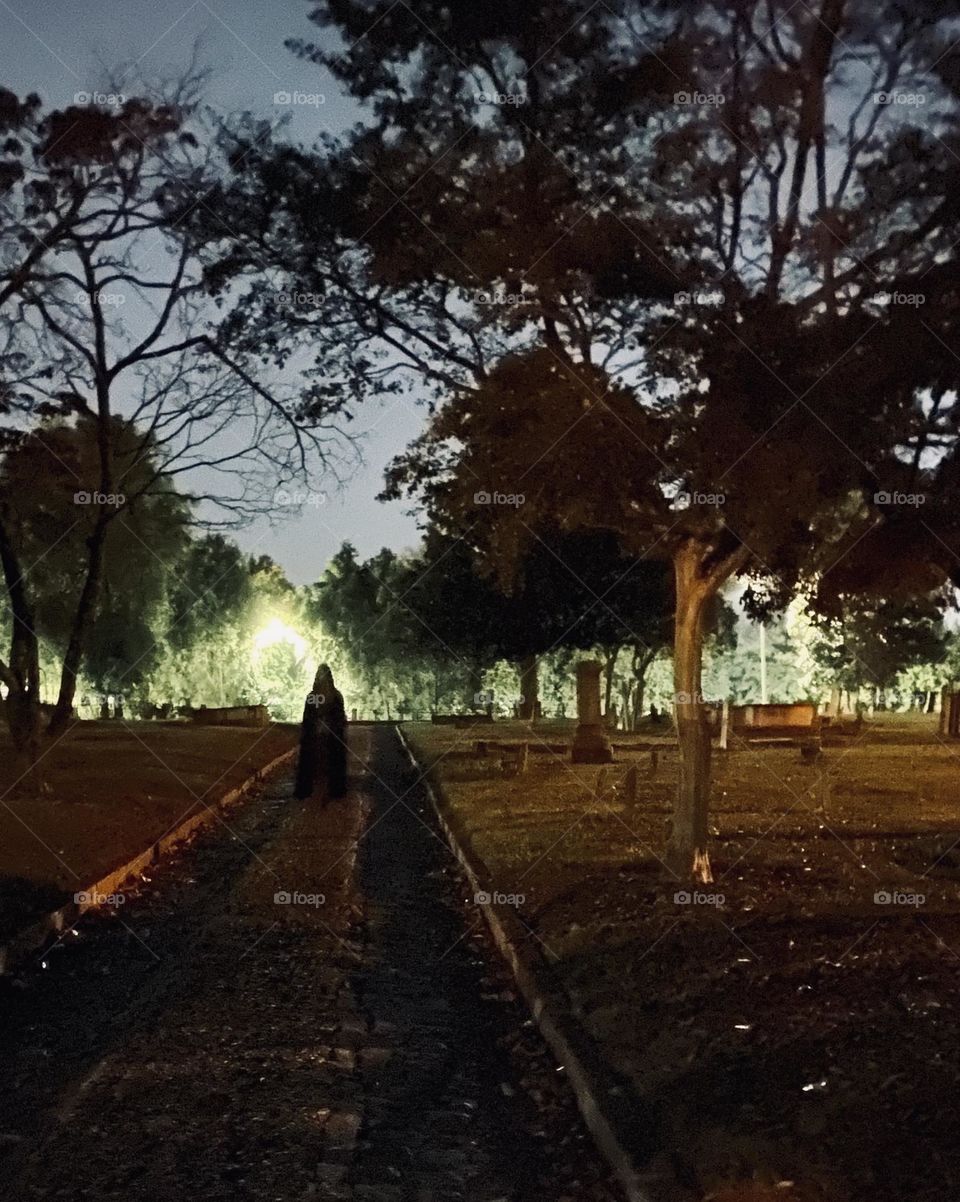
[[571, 660, 613, 763]]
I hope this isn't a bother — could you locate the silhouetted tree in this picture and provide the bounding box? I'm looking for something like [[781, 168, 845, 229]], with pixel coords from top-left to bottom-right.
[[0, 84, 356, 768]]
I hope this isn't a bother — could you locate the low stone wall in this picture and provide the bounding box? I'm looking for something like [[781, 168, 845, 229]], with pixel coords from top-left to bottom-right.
[[430, 712, 496, 725], [187, 704, 271, 727]]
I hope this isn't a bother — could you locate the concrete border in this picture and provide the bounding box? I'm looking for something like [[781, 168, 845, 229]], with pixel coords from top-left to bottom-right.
[[0, 743, 296, 976], [395, 725, 688, 1202]]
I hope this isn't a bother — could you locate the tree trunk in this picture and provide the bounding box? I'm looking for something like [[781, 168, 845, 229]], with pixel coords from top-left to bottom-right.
[[518, 654, 538, 721], [665, 538, 748, 881], [667, 547, 713, 881], [602, 651, 617, 719], [633, 677, 646, 731], [0, 512, 43, 784], [631, 645, 654, 731], [48, 519, 109, 737]]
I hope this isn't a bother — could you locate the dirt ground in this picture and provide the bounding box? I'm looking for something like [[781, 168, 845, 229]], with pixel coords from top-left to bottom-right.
[[0, 720, 297, 938], [405, 712, 960, 1202]]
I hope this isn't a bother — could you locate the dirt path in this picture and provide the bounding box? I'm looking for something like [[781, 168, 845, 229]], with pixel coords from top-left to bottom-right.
[[0, 726, 620, 1202]]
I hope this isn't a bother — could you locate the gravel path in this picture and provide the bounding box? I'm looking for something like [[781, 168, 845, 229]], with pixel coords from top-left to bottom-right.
[[0, 725, 620, 1202]]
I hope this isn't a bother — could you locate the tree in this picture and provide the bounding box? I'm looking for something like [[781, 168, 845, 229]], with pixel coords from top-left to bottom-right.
[[0, 416, 187, 702], [0, 85, 356, 767], [808, 594, 947, 711], [267, 0, 960, 880], [181, 2, 960, 873]]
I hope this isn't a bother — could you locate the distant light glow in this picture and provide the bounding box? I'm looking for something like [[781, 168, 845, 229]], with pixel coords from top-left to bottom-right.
[[252, 617, 308, 659]]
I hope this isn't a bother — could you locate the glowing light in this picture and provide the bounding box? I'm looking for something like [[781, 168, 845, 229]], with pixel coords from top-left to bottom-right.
[[252, 617, 308, 659]]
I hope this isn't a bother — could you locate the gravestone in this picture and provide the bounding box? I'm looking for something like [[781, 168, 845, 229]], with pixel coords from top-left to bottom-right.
[[571, 661, 613, 764]]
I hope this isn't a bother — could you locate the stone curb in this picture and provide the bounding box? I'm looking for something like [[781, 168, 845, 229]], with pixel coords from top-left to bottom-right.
[[0, 744, 297, 975], [395, 725, 688, 1202]]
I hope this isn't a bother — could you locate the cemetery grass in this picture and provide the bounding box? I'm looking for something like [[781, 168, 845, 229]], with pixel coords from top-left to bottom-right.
[[0, 720, 297, 940], [405, 713, 960, 1202]]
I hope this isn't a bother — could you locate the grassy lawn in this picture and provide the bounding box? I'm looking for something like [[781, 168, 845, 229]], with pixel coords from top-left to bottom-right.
[[405, 713, 960, 1202], [0, 720, 297, 939]]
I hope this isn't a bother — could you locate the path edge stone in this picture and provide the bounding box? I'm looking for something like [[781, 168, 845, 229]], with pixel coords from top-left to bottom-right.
[[0, 743, 297, 976], [395, 724, 688, 1202]]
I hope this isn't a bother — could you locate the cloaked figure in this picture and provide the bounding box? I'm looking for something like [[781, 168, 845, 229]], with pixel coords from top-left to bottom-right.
[[295, 664, 348, 800]]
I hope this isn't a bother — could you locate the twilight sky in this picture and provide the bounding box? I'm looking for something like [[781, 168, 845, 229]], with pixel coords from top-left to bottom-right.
[[0, 0, 425, 583]]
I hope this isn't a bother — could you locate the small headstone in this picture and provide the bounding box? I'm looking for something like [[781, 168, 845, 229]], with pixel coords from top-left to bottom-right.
[[799, 738, 822, 763], [622, 765, 638, 805], [648, 748, 659, 779]]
